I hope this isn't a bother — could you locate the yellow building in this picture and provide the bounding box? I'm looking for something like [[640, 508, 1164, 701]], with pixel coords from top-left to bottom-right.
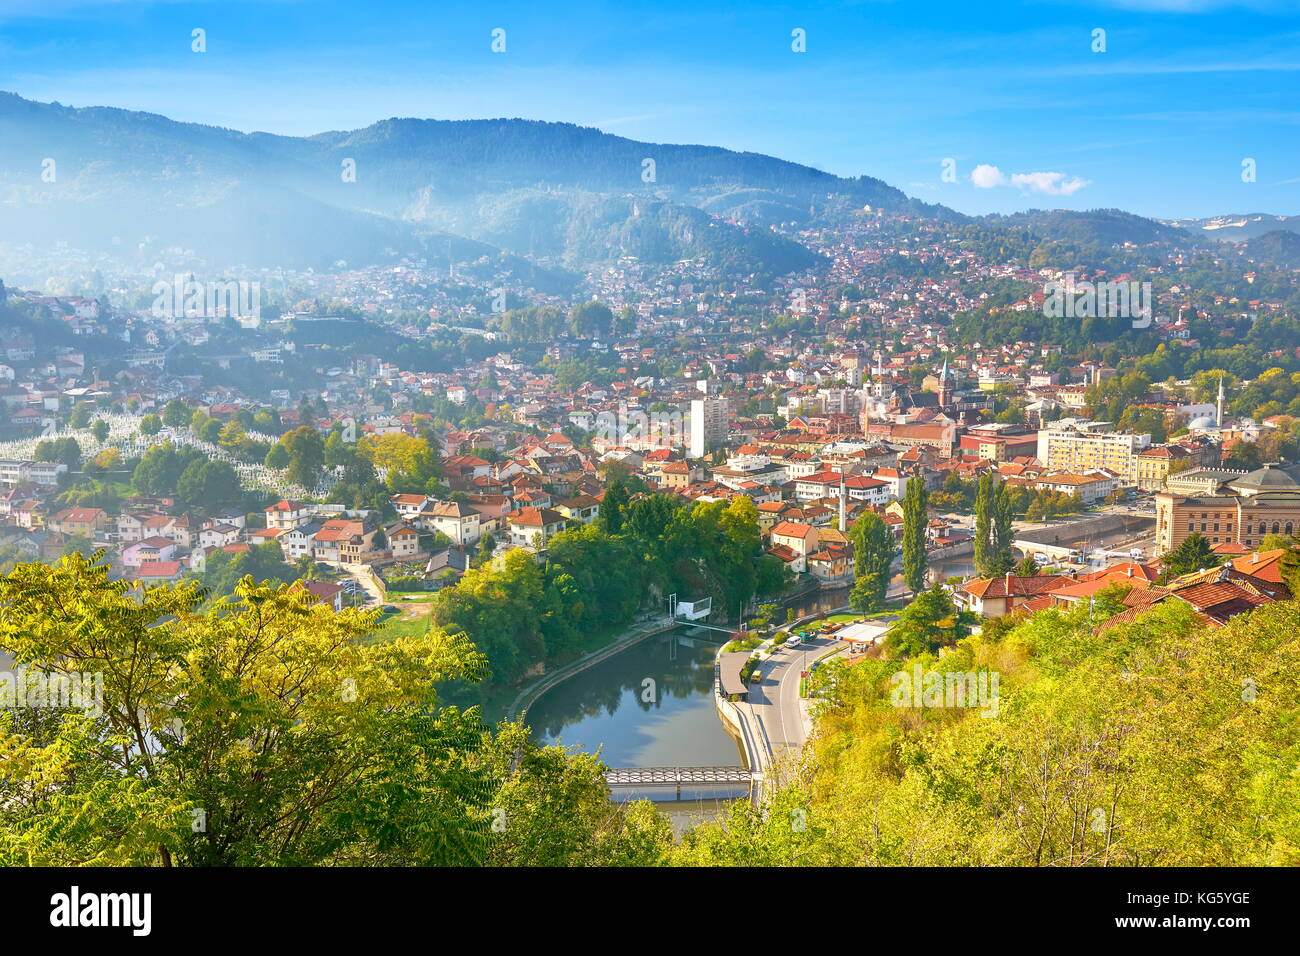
[[1155, 464, 1300, 552], [1038, 423, 1149, 483]]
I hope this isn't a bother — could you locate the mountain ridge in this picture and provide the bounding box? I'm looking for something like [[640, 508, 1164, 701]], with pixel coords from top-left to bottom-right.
[[1, 91, 1286, 280]]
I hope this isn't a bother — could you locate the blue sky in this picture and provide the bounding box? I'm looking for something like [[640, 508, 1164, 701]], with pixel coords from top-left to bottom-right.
[[0, 0, 1297, 218]]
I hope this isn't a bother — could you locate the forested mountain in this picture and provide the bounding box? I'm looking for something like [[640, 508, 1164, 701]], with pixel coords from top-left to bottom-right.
[[1246, 229, 1300, 270], [0, 93, 906, 276], [981, 208, 1187, 247], [3, 92, 1291, 282]]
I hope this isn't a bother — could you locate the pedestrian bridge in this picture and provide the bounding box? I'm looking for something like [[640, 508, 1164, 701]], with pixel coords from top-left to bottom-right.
[[604, 766, 753, 801]]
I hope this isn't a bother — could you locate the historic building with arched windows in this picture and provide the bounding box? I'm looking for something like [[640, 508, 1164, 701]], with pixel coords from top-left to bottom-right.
[[1155, 463, 1300, 552]]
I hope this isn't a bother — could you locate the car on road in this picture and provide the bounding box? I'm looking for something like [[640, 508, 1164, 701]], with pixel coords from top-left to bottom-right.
[[784, 635, 802, 649]]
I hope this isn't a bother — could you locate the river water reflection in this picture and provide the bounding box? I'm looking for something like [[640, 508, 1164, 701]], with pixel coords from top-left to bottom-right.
[[527, 628, 743, 767], [527, 589, 852, 767]]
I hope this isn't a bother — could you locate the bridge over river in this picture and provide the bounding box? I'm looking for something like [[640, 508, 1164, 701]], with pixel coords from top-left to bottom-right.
[[604, 766, 754, 802]]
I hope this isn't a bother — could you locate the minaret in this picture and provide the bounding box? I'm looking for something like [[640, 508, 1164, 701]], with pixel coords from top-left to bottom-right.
[[838, 471, 847, 533], [1217, 376, 1225, 428]]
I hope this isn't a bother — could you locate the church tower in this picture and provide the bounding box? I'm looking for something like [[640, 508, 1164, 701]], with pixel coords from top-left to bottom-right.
[[936, 358, 954, 408]]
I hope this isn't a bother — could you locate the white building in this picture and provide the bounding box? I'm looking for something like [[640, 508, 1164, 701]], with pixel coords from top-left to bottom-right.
[[688, 397, 728, 459], [0, 459, 66, 489]]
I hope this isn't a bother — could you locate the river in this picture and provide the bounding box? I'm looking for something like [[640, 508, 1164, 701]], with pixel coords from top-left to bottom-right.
[[525, 517, 1151, 817], [526, 588, 850, 823]]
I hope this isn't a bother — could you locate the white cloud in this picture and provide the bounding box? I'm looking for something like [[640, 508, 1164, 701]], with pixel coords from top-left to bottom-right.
[[970, 164, 1006, 188], [970, 164, 1090, 195], [1009, 171, 1092, 195]]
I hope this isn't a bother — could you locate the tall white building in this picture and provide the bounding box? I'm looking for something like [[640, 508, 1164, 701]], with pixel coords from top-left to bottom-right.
[[689, 397, 728, 459]]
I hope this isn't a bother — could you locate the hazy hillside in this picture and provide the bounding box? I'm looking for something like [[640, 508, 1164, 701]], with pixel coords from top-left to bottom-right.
[[1246, 229, 1300, 270], [982, 208, 1187, 246], [6, 92, 1280, 283], [0, 93, 891, 277]]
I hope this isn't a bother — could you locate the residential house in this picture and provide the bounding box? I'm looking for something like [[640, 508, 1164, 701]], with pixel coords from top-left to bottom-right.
[[508, 507, 568, 549]]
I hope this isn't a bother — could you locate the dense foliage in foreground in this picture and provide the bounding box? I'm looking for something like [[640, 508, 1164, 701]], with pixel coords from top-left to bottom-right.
[[0, 556, 666, 866], [2, 556, 1297, 866], [675, 597, 1300, 866]]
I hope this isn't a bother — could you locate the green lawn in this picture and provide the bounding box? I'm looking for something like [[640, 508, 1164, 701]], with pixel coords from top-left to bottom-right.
[[369, 602, 436, 641]]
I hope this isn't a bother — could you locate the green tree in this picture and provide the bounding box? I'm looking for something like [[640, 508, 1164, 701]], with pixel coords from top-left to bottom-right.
[[69, 402, 93, 430], [848, 512, 895, 613], [974, 473, 994, 577], [885, 585, 972, 658], [569, 300, 614, 339], [600, 477, 630, 534], [0, 556, 504, 866], [140, 414, 162, 437], [61, 532, 95, 558], [992, 485, 1016, 575], [1015, 554, 1041, 576], [1161, 531, 1220, 579], [280, 426, 326, 490], [264, 444, 290, 469], [162, 400, 190, 429], [902, 477, 929, 593], [176, 460, 241, 512]]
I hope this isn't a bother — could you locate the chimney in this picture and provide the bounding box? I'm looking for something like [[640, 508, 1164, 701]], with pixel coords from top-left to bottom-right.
[[1252, 550, 1259, 564], [1126, 565, 1133, 578]]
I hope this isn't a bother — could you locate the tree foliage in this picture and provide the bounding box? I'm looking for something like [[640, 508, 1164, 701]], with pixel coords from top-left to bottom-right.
[[902, 477, 928, 593]]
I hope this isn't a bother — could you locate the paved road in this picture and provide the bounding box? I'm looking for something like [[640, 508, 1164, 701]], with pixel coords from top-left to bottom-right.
[[744, 635, 843, 770], [341, 565, 386, 608]]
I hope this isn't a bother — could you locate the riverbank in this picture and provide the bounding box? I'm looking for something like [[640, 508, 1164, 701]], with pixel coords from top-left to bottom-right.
[[506, 578, 838, 726], [505, 615, 679, 722]]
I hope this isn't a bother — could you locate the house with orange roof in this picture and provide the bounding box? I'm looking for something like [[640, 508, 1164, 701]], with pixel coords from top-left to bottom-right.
[[955, 572, 1073, 617], [507, 507, 568, 550], [311, 519, 367, 564], [131, 560, 184, 584], [1224, 547, 1288, 584], [770, 521, 818, 573], [265, 499, 311, 531], [47, 506, 107, 538], [295, 579, 345, 612], [807, 545, 852, 585]]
